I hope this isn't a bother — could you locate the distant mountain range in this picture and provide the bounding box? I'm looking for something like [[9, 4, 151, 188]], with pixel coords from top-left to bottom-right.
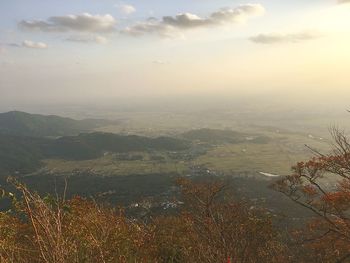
[[0, 111, 119, 137]]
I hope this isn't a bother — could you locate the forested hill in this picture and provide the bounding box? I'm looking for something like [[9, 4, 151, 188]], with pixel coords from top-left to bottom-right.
[[0, 111, 118, 137], [48, 133, 189, 160], [0, 132, 190, 175]]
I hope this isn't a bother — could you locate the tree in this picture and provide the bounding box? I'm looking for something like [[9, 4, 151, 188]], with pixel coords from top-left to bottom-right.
[[170, 177, 289, 263], [0, 179, 152, 263], [273, 127, 350, 262]]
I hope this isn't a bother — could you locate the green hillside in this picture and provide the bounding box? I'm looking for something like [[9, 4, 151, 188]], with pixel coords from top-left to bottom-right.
[[0, 135, 48, 175]]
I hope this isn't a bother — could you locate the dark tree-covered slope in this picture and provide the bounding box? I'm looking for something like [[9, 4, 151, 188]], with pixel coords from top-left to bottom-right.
[[0, 132, 190, 175]]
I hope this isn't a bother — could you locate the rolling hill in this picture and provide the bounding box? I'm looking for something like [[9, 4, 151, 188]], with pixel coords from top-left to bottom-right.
[[0, 132, 190, 175], [0, 111, 118, 137]]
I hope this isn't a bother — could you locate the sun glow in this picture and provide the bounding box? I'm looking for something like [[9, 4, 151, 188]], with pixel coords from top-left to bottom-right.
[[307, 3, 350, 33]]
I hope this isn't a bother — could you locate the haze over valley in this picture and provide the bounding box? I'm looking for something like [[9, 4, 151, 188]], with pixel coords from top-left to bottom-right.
[[1, 1, 350, 262]]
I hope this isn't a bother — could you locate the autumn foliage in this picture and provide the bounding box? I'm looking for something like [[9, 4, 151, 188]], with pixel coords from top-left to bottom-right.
[[273, 128, 350, 263], [0, 177, 288, 263]]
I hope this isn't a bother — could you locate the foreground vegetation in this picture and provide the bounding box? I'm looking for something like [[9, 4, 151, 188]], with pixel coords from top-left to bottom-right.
[[0, 178, 287, 263]]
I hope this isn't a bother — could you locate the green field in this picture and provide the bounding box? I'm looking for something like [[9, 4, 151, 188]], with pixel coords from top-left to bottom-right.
[[36, 129, 332, 178], [41, 152, 188, 176], [193, 131, 331, 175]]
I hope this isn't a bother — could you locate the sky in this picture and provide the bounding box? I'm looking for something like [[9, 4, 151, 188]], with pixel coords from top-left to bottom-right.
[[0, 0, 350, 108]]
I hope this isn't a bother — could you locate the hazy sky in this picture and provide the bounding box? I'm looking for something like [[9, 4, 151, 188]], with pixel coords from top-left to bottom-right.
[[1, 0, 350, 106]]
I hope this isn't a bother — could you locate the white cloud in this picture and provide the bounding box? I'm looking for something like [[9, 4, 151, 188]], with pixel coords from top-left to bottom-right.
[[162, 13, 209, 28], [162, 4, 265, 28], [250, 31, 322, 44], [19, 13, 116, 33], [153, 60, 170, 65], [123, 4, 265, 37], [118, 4, 136, 15], [66, 35, 108, 44], [123, 20, 181, 38], [338, 0, 350, 4], [210, 4, 265, 24], [22, 40, 48, 49]]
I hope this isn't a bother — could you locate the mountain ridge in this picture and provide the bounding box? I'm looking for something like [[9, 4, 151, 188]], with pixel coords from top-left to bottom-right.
[[0, 111, 119, 137]]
